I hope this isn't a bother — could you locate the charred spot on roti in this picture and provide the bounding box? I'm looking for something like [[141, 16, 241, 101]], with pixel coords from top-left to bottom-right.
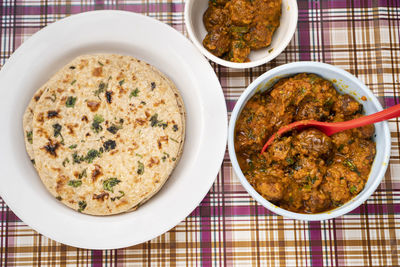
[[81, 115, 88, 123], [151, 82, 156, 90], [66, 124, 78, 135], [105, 91, 113, 104], [34, 90, 44, 101], [153, 99, 165, 107], [110, 149, 118, 155], [36, 128, 49, 139], [157, 140, 162, 149], [92, 164, 103, 182], [79, 59, 88, 69], [135, 118, 146, 126], [87, 101, 101, 112], [93, 192, 109, 201], [69, 66, 76, 70], [92, 67, 103, 77], [47, 110, 60, 119], [147, 157, 160, 168], [42, 140, 60, 157], [116, 72, 124, 81]]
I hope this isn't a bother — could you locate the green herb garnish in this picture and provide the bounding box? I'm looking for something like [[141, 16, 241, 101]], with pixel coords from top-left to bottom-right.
[[52, 123, 64, 144], [103, 177, 121, 193], [231, 26, 249, 33], [94, 81, 107, 99], [78, 168, 87, 179], [71, 80, 77, 85], [285, 157, 295, 165], [111, 191, 125, 201], [170, 137, 179, 143], [50, 92, 56, 102], [343, 159, 361, 176], [66, 96, 77, 107], [246, 113, 254, 123], [85, 149, 100, 163], [149, 113, 160, 127], [306, 175, 317, 184], [349, 185, 357, 194], [78, 201, 87, 212], [69, 144, 77, 149], [324, 97, 334, 109], [338, 144, 345, 152], [26, 131, 33, 144], [137, 161, 144, 175], [130, 88, 139, 98], [68, 180, 82, 187], [119, 79, 125, 86], [62, 158, 70, 167], [91, 114, 104, 133], [72, 152, 84, 164]]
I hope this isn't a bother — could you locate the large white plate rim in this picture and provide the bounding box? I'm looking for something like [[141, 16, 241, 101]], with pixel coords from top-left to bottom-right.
[[0, 10, 227, 249]]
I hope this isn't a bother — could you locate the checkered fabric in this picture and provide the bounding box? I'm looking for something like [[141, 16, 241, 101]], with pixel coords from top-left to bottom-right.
[[1, 0, 400, 266]]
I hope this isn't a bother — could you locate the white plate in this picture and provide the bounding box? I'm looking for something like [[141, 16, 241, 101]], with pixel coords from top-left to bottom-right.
[[0, 10, 227, 249]]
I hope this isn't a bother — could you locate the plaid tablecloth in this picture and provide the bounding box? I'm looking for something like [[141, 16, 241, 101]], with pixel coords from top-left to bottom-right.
[[1, 0, 399, 266]]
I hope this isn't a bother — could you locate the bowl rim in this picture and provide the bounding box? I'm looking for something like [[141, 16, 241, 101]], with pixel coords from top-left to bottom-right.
[[184, 0, 299, 69], [228, 61, 391, 221]]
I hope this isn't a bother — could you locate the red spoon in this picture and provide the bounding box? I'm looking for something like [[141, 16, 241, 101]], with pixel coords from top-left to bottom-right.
[[261, 103, 400, 153]]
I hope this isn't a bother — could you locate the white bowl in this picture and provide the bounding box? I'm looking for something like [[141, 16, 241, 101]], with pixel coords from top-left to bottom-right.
[[184, 0, 298, 69], [228, 62, 391, 221]]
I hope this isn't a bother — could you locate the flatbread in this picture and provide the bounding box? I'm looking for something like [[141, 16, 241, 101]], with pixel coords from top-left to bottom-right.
[[30, 54, 185, 215]]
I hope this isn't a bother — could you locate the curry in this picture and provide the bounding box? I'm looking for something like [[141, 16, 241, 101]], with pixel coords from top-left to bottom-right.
[[234, 74, 376, 213], [202, 0, 281, 63]]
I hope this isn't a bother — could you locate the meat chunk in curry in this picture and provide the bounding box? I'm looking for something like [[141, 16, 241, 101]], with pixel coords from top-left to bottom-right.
[[234, 73, 376, 213], [203, 0, 282, 63]]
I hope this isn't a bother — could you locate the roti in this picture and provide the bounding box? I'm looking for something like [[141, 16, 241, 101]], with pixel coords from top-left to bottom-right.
[[29, 54, 185, 215]]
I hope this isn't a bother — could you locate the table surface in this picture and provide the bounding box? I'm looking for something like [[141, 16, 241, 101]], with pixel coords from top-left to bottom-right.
[[1, 0, 399, 266]]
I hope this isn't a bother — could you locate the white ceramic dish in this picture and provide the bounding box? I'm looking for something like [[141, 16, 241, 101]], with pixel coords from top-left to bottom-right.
[[228, 62, 391, 221], [184, 0, 298, 69], [0, 10, 228, 249]]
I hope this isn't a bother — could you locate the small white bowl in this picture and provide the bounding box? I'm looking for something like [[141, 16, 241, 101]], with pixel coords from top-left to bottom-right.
[[228, 62, 391, 221], [184, 0, 298, 69]]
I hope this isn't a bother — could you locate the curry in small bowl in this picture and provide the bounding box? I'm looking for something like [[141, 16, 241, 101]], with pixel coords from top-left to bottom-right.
[[202, 0, 282, 63], [234, 73, 376, 214]]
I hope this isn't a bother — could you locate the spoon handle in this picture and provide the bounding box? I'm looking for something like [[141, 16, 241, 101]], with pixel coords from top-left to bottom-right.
[[329, 103, 400, 134]]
